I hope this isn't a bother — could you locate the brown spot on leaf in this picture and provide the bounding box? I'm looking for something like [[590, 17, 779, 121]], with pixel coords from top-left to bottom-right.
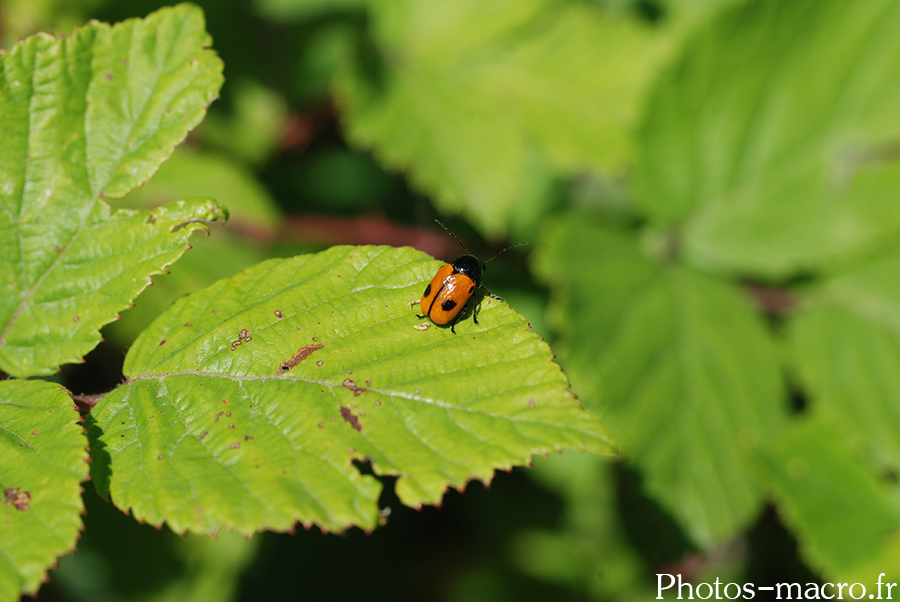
[[230, 442, 240, 449], [159, 339, 166, 346], [4, 488, 30, 511], [231, 328, 253, 351], [340, 407, 362, 432], [274, 310, 283, 318], [342, 378, 368, 397], [280, 344, 325, 372]]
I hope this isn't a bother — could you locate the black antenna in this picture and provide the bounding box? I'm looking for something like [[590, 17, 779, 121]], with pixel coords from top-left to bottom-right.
[[484, 241, 529, 264], [433, 219, 528, 263], [434, 219, 470, 254]]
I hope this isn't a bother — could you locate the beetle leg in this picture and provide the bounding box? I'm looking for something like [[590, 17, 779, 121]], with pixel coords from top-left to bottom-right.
[[450, 311, 462, 333], [449, 297, 475, 334]]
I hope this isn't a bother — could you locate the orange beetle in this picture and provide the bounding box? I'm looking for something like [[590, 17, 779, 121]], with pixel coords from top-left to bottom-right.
[[417, 221, 527, 333]]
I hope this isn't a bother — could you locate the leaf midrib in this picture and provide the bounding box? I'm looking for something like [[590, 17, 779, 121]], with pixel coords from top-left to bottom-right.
[[121, 369, 580, 432]]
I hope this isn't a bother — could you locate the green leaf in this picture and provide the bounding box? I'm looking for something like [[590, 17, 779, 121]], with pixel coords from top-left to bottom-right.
[[103, 231, 269, 347], [105, 147, 279, 344], [121, 148, 281, 231], [0, 380, 88, 601], [0, 4, 226, 377], [791, 271, 900, 581], [513, 454, 658, 600], [334, 0, 667, 236], [1, 198, 226, 377], [88, 245, 616, 535], [637, 0, 900, 277], [756, 416, 900, 579], [788, 248, 900, 473], [534, 216, 787, 546], [197, 80, 289, 165]]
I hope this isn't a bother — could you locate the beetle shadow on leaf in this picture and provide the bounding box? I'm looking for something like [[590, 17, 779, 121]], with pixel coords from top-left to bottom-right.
[[435, 296, 483, 333], [458, 295, 494, 331]]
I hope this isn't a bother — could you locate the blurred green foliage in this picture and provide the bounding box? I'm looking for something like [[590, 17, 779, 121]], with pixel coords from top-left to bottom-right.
[[6, 0, 900, 599]]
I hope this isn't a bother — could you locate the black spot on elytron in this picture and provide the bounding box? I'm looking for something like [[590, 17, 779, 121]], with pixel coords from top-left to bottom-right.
[[423, 283, 432, 297], [441, 299, 458, 311]]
